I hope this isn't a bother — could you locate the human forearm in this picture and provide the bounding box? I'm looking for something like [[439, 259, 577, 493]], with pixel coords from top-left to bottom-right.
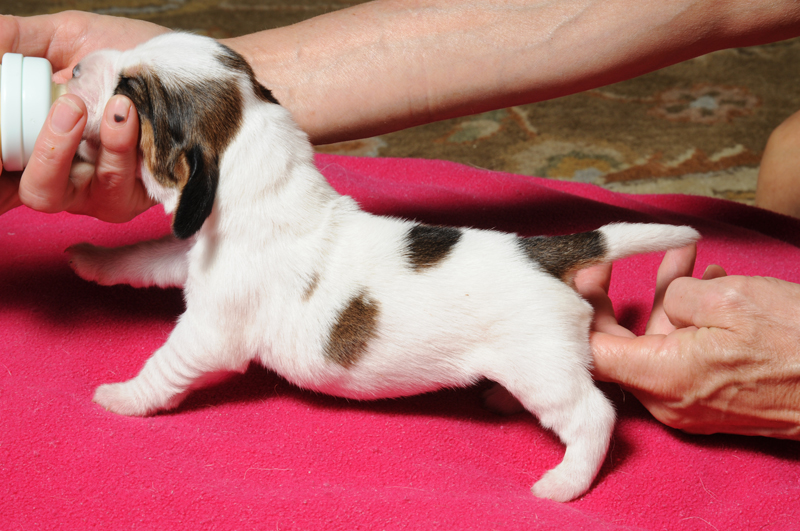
[[223, 0, 800, 144]]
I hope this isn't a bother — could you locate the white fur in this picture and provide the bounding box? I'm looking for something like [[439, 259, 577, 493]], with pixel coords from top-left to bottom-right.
[[65, 33, 700, 502]]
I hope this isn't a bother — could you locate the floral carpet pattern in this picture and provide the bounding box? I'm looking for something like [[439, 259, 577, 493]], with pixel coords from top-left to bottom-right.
[[11, 0, 800, 205]]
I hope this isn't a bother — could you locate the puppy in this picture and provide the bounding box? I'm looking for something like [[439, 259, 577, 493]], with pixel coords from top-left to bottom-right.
[[66, 33, 699, 502]]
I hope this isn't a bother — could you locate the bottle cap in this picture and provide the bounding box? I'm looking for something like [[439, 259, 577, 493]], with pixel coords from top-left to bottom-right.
[[0, 53, 66, 171]]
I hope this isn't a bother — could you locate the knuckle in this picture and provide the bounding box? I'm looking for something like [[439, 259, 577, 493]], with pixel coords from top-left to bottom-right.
[[95, 146, 139, 184], [94, 159, 133, 192], [18, 185, 61, 213], [652, 399, 712, 433], [652, 405, 693, 431], [705, 276, 752, 311], [30, 139, 66, 169]]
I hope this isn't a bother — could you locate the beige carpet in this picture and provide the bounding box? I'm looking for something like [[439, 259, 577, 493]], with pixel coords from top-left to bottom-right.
[[11, 0, 800, 205]]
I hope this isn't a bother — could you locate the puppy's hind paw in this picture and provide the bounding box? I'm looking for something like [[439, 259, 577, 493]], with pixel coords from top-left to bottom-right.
[[531, 466, 593, 503]]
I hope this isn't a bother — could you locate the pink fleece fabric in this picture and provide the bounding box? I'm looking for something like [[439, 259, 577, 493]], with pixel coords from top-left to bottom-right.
[[2, 154, 798, 530]]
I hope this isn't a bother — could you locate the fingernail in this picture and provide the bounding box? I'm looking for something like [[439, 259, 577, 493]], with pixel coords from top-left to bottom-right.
[[51, 97, 84, 134], [106, 95, 131, 128]]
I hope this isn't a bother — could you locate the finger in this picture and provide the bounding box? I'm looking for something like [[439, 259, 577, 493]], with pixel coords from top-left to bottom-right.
[[0, 14, 80, 72], [18, 95, 87, 213], [575, 263, 634, 336], [590, 331, 667, 386], [96, 95, 139, 185], [646, 244, 696, 335], [0, 13, 170, 83], [0, 14, 55, 57], [702, 264, 727, 280], [662, 275, 739, 330], [575, 261, 612, 295], [76, 95, 152, 222]]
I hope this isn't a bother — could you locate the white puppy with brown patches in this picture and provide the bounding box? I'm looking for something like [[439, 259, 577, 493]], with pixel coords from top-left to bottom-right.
[[66, 33, 699, 502]]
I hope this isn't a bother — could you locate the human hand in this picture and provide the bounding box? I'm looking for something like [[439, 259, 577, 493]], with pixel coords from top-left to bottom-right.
[[576, 245, 800, 440], [0, 11, 169, 221], [0, 11, 168, 82]]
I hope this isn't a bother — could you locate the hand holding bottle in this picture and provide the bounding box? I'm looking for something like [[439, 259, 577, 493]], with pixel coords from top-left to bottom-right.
[[0, 11, 167, 220]]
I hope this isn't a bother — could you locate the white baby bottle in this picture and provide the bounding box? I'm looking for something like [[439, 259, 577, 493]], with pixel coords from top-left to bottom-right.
[[0, 53, 67, 171]]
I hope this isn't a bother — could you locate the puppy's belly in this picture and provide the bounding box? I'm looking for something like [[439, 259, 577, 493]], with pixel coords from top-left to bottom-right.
[[266, 293, 592, 402], [262, 334, 482, 401]]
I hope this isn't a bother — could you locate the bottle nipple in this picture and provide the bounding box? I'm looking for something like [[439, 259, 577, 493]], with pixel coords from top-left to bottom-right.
[[0, 53, 67, 171]]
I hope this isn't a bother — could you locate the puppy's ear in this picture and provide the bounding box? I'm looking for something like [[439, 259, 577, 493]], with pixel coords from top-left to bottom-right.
[[115, 69, 242, 239], [172, 145, 219, 239]]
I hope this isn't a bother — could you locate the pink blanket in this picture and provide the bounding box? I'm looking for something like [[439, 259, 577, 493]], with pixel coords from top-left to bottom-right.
[[2, 154, 798, 529]]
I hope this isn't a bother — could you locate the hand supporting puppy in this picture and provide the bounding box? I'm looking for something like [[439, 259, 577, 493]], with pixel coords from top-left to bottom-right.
[[577, 245, 800, 440], [0, 12, 167, 220]]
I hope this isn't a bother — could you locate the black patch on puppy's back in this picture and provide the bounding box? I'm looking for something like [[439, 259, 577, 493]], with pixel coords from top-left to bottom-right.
[[325, 290, 380, 367], [518, 231, 607, 282], [405, 224, 462, 271]]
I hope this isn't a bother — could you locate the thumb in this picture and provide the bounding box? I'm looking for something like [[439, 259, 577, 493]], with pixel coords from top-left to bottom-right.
[[590, 331, 670, 389], [18, 95, 87, 213], [84, 95, 152, 222]]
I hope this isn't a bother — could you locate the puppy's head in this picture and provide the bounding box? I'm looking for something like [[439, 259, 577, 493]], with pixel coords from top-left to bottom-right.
[[68, 33, 278, 239]]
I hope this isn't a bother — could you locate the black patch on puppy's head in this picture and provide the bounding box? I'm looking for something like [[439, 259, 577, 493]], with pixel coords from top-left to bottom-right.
[[114, 58, 247, 239]]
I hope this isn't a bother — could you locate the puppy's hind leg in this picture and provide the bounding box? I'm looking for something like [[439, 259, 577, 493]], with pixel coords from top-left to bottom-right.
[[488, 347, 615, 502], [93, 312, 247, 416], [527, 378, 615, 502], [67, 235, 193, 288]]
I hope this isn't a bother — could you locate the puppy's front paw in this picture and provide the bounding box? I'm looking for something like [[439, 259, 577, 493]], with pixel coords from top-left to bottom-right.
[[482, 383, 525, 415], [66, 243, 116, 285], [93, 382, 151, 417]]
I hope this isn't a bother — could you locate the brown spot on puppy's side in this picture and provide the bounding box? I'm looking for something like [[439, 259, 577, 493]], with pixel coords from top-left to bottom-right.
[[405, 224, 462, 271], [325, 291, 380, 367], [518, 231, 607, 283]]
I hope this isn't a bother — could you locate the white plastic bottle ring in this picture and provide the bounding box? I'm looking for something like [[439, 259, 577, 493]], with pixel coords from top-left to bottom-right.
[[0, 53, 66, 171], [22, 56, 56, 169], [1, 52, 24, 171]]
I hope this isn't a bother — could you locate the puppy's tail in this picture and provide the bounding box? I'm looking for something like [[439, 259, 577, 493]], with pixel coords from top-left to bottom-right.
[[518, 222, 700, 284]]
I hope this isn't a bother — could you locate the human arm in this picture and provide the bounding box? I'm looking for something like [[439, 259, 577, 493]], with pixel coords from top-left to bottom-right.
[[576, 245, 800, 440], [755, 109, 800, 218], [224, 0, 800, 144], [3, 1, 800, 219]]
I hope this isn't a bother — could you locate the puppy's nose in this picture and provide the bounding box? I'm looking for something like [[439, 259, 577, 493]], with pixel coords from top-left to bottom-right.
[[72, 64, 81, 79]]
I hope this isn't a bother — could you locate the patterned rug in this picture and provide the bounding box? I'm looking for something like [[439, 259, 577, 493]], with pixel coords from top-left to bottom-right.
[[12, 0, 800, 205]]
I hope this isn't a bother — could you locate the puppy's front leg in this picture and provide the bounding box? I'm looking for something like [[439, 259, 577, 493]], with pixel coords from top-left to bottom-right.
[[93, 313, 245, 416], [68, 235, 192, 288]]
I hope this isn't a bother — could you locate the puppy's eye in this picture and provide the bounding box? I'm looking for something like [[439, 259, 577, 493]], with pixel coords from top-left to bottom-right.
[[72, 64, 81, 79]]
